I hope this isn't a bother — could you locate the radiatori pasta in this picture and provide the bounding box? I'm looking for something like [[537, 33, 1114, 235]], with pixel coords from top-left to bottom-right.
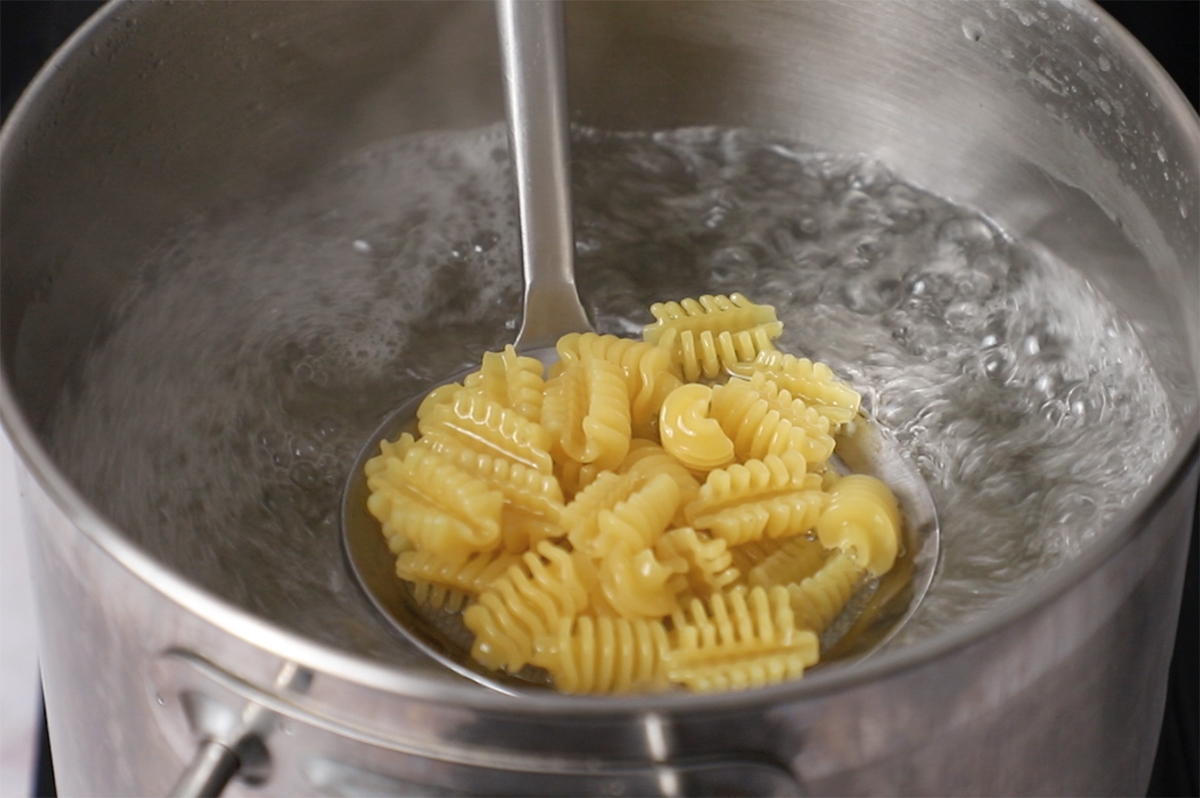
[[364, 293, 904, 694]]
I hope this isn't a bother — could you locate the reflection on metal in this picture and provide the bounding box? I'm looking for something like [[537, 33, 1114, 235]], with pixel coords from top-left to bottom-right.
[[160, 659, 312, 797]]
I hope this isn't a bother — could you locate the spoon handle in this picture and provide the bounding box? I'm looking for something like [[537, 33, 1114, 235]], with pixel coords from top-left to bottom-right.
[[497, 0, 592, 352]]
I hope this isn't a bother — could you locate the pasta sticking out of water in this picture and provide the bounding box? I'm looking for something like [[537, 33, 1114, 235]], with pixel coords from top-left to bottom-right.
[[365, 294, 904, 693]]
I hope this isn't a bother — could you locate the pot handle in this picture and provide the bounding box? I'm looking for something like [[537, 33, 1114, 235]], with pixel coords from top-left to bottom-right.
[[167, 740, 240, 798], [163, 661, 311, 797]]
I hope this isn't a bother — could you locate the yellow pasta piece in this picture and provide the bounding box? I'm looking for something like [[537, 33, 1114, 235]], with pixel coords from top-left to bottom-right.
[[685, 452, 826, 546], [500, 507, 564, 554], [785, 552, 865, 635], [563, 468, 681, 559], [746, 534, 830, 589], [378, 521, 414, 556], [589, 473, 681, 558], [659, 383, 735, 471], [561, 470, 639, 554], [542, 358, 632, 471], [655, 527, 740, 597], [396, 549, 521, 611], [570, 549, 622, 618], [738, 349, 861, 426], [421, 435, 564, 524], [725, 538, 789, 576], [667, 586, 819, 692], [463, 542, 588, 672], [661, 326, 782, 383], [415, 382, 465, 422], [710, 372, 836, 465], [644, 293, 783, 381], [364, 432, 418, 480], [617, 440, 701, 526], [555, 457, 601, 502], [599, 543, 686, 620], [556, 332, 680, 439], [463, 345, 545, 423], [533, 615, 671, 694], [419, 389, 554, 474], [815, 474, 901, 575], [366, 446, 503, 564]]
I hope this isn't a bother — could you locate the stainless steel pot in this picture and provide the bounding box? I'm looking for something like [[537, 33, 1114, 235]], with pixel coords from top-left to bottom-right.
[[2, 1, 1197, 795]]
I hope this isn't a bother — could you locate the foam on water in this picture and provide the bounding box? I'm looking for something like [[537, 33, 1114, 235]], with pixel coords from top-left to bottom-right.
[[44, 125, 1178, 663]]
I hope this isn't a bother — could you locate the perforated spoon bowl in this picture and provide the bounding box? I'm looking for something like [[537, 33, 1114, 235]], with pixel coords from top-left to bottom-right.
[[340, 0, 939, 694]]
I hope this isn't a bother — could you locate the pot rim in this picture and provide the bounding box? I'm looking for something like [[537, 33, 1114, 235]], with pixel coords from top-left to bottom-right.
[[2, 0, 1198, 717]]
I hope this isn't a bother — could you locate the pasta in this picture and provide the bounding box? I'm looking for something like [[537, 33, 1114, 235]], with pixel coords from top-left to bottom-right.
[[555, 332, 680, 439], [816, 474, 901, 575], [463, 541, 588, 672], [658, 383, 736, 470], [644, 293, 783, 381], [365, 294, 905, 694], [685, 453, 826, 546], [785, 552, 865, 635], [533, 615, 671, 694], [543, 357, 632, 471], [666, 586, 819, 692], [737, 349, 862, 425], [419, 390, 554, 474], [464, 345, 546, 424], [710, 372, 837, 464]]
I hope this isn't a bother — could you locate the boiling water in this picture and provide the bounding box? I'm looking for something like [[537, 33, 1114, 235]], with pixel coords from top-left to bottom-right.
[[45, 126, 1177, 663]]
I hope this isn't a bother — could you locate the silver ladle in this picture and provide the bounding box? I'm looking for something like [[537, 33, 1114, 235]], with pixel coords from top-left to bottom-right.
[[341, 0, 939, 695]]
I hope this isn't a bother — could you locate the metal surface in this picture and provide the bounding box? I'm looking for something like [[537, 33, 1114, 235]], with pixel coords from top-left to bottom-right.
[[1, 1, 1198, 795], [499, 0, 592, 352]]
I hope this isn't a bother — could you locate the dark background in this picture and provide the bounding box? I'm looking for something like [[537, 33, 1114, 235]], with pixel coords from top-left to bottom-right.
[[2, 2, 1196, 796]]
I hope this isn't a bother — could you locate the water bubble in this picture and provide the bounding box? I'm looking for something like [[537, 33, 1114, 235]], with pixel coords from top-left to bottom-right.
[[471, 230, 500, 253]]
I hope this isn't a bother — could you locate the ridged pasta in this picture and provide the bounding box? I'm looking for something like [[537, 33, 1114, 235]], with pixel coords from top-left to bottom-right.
[[710, 372, 836, 465], [463, 542, 588, 672], [364, 432, 418, 479], [659, 383, 735, 470], [725, 538, 789, 575], [739, 349, 861, 425], [542, 358, 632, 471], [419, 390, 554, 474], [816, 474, 901, 575], [590, 473, 680, 558], [561, 470, 640, 554], [617, 440, 701, 526], [500, 507, 563, 554], [785, 552, 865, 634], [685, 453, 826, 546], [599, 544, 686, 620], [644, 293, 783, 381], [658, 326, 782, 382], [746, 534, 830, 589], [556, 332, 680, 438], [655, 527, 740, 596], [533, 616, 671, 694], [666, 586, 819, 692], [421, 436, 564, 525], [366, 446, 503, 564], [396, 549, 521, 611], [463, 345, 545, 423]]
